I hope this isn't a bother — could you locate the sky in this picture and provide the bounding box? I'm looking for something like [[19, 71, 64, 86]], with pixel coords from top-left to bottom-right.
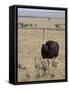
[[18, 8, 65, 19]]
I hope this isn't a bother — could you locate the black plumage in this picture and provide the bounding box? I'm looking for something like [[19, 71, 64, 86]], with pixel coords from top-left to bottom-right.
[[41, 40, 59, 59]]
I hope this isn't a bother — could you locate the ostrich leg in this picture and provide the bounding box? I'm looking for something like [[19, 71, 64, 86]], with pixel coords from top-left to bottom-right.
[[52, 57, 56, 76], [47, 59, 50, 75]]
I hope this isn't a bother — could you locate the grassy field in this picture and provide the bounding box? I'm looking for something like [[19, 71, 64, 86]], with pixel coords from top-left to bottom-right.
[[17, 18, 65, 82]]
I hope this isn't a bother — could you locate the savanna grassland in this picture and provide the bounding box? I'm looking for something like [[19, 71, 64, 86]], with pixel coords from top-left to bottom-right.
[[17, 18, 65, 82]]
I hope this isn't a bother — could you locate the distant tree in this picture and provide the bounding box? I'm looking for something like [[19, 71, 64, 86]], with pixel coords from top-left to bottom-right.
[[34, 24, 37, 27], [48, 18, 51, 20]]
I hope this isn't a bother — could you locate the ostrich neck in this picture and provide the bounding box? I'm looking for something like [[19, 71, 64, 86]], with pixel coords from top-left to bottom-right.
[[43, 29, 45, 44]]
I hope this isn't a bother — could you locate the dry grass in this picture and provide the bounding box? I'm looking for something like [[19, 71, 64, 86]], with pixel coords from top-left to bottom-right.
[[17, 18, 65, 82]]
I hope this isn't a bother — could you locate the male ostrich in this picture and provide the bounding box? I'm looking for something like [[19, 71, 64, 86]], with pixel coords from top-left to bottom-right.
[[41, 28, 59, 75]]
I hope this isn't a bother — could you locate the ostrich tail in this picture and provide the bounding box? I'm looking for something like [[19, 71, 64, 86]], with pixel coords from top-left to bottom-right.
[[41, 44, 48, 59]]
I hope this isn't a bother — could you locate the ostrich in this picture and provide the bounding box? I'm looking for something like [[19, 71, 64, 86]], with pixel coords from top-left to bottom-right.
[[41, 28, 59, 75]]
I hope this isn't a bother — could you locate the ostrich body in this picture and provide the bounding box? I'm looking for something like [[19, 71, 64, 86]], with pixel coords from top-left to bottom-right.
[[41, 40, 59, 59]]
